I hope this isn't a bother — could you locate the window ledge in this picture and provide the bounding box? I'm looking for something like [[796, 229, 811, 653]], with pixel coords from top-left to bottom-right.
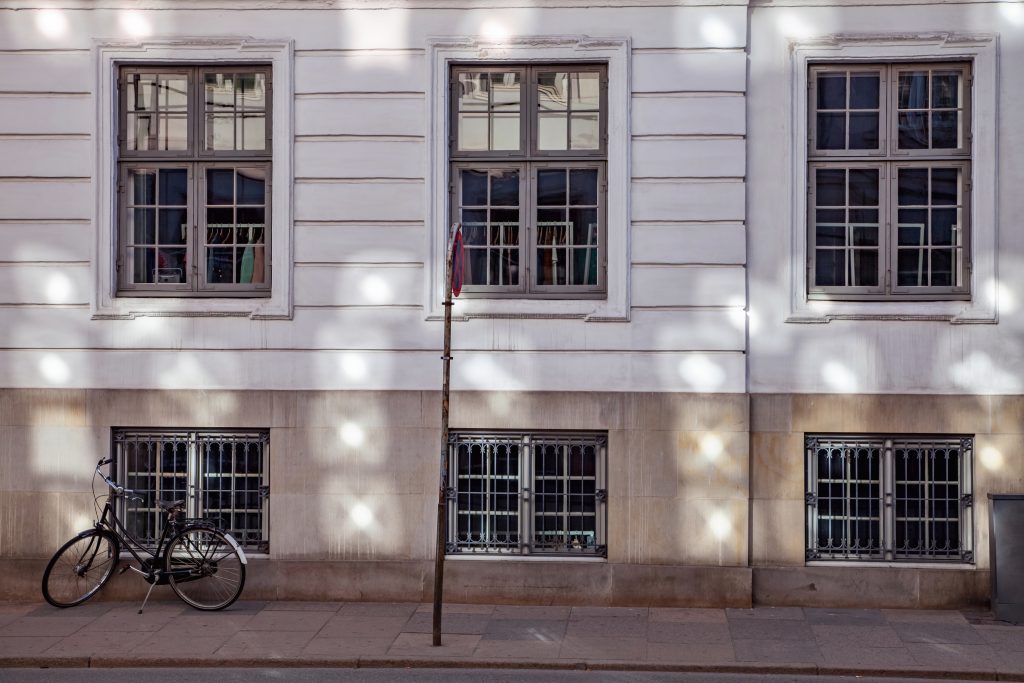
[[446, 554, 607, 562], [806, 561, 975, 570], [93, 297, 291, 321]]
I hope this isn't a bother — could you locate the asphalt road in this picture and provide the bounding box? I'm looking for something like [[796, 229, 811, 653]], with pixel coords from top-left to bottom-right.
[[0, 670, 992, 683]]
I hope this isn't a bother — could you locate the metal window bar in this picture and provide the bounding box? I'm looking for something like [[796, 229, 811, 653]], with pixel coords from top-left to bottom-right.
[[114, 429, 269, 552], [806, 435, 973, 562], [447, 432, 607, 556]]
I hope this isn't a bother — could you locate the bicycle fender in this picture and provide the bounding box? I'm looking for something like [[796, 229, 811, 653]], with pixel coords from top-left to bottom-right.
[[224, 532, 248, 565]]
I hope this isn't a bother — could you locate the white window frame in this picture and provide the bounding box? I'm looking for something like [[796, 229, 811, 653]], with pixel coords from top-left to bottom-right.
[[787, 33, 998, 324], [93, 38, 294, 320], [426, 35, 630, 322]]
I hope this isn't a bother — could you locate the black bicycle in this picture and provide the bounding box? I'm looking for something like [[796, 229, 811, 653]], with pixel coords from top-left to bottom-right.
[[41, 457, 247, 612]]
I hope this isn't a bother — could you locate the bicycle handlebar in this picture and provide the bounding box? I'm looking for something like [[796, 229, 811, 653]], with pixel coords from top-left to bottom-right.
[[94, 458, 136, 496]]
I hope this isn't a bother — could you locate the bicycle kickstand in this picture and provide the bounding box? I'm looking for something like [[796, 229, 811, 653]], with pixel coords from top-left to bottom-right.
[[138, 575, 159, 615]]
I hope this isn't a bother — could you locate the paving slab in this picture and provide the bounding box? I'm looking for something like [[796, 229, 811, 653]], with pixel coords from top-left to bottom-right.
[[0, 599, 1023, 680]]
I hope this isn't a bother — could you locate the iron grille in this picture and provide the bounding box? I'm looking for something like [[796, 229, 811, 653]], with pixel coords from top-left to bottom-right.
[[113, 429, 269, 552], [447, 432, 607, 556], [806, 435, 973, 562]]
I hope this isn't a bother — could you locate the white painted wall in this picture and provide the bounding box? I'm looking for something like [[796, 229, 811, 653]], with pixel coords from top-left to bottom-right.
[[747, 0, 1024, 395], [0, 1, 749, 393]]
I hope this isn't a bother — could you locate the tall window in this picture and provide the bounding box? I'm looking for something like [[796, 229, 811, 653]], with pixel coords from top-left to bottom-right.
[[805, 435, 973, 562], [450, 65, 607, 297], [447, 432, 607, 556], [114, 429, 269, 552], [117, 66, 272, 295], [808, 63, 971, 299]]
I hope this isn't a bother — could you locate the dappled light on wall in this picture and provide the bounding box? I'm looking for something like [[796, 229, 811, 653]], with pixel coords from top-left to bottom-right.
[[708, 510, 732, 540], [35, 9, 68, 39], [339, 422, 366, 448], [480, 20, 510, 44], [984, 277, 1016, 314], [359, 275, 393, 305], [340, 9, 409, 50], [701, 434, 724, 463], [678, 356, 726, 391], [822, 361, 858, 393], [981, 446, 1004, 472], [38, 354, 70, 385], [350, 502, 375, 530], [775, 12, 816, 40], [340, 354, 368, 381], [699, 17, 737, 48], [119, 10, 152, 37], [950, 352, 1022, 393], [459, 355, 525, 391], [1000, 1, 1024, 25], [45, 273, 73, 304]]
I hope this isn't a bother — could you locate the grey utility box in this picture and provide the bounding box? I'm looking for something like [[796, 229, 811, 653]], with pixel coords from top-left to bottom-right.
[[989, 494, 1024, 623]]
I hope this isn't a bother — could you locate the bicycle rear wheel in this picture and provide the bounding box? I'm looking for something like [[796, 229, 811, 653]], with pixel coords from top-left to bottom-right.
[[42, 529, 120, 608], [165, 527, 245, 610]]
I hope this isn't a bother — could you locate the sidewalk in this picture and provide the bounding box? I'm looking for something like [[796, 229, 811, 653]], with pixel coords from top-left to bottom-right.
[[2, 599, 1023, 680]]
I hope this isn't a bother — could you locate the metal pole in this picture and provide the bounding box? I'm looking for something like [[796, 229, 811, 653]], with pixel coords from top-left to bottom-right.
[[432, 225, 456, 647]]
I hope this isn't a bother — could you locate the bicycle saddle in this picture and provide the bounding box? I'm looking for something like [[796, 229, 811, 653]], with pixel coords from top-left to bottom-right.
[[158, 500, 185, 511]]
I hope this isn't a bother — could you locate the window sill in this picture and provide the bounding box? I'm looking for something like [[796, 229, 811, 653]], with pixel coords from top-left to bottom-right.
[[446, 554, 607, 562], [786, 297, 996, 325], [806, 561, 975, 569], [426, 296, 626, 322], [93, 296, 290, 320]]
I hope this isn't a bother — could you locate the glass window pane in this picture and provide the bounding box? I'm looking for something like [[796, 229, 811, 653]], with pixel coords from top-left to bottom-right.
[[817, 74, 846, 109], [458, 73, 489, 110], [159, 208, 187, 245], [848, 112, 879, 149], [461, 170, 488, 206], [897, 249, 926, 286], [241, 114, 267, 151], [899, 72, 929, 109], [207, 115, 235, 151], [815, 249, 844, 286], [490, 171, 519, 206], [569, 208, 598, 245], [203, 72, 268, 152], [491, 114, 519, 151], [570, 73, 601, 109], [490, 72, 521, 109], [569, 169, 599, 206], [208, 169, 235, 205], [816, 113, 846, 150], [538, 72, 569, 111], [130, 208, 156, 244], [848, 169, 879, 206], [931, 249, 955, 286], [538, 113, 568, 150], [899, 112, 929, 150], [132, 248, 155, 283], [570, 113, 600, 150], [537, 169, 567, 206], [931, 168, 959, 205], [816, 222, 845, 247], [898, 209, 928, 246], [931, 111, 959, 149], [131, 170, 156, 205], [156, 249, 187, 283], [815, 169, 846, 206], [851, 224, 878, 247], [932, 72, 960, 108], [458, 113, 488, 151], [236, 168, 266, 204], [851, 250, 878, 286], [849, 74, 880, 109], [898, 169, 929, 206], [240, 73, 267, 110], [159, 169, 188, 206], [207, 248, 234, 283], [931, 208, 959, 246]]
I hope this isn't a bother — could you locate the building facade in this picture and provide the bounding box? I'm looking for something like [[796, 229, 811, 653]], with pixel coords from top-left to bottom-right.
[[0, 0, 1019, 608]]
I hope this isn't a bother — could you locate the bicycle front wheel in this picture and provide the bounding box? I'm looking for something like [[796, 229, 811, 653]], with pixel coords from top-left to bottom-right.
[[165, 527, 245, 610], [42, 529, 120, 608]]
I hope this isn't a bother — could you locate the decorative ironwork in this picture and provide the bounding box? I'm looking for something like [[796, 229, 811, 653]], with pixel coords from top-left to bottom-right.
[[806, 435, 973, 563], [114, 429, 268, 553], [446, 432, 607, 557]]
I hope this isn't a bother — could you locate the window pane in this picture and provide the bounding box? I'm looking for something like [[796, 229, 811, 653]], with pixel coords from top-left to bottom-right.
[[132, 170, 156, 206], [816, 113, 846, 150], [458, 169, 521, 287], [537, 169, 567, 206], [898, 71, 929, 109], [159, 209, 187, 245], [570, 72, 601, 109], [491, 113, 519, 151], [456, 71, 521, 152], [538, 72, 569, 111], [203, 72, 268, 152], [124, 73, 189, 151], [932, 72, 960, 108], [848, 169, 879, 206], [208, 169, 235, 205], [898, 169, 928, 206], [458, 73, 489, 111], [849, 73, 880, 109], [129, 208, 156, 244], [817, 74, 846, 109], [490, 171, 518, 206], [156, 248, 187, 283], [816, 169, 846, 206], [848, 112, 879, 149], [538, 113, 568, 150], [461, 169, 488, 205], [931, 111, 959, 149], [851, 250, 878, 286], [458, 113, 489, 151], [159, 169, 188, 206], [570, 113, 600, 150], [205, 168, 268, 286], [569, 169, 599, 205], [237, 168, 266, 204]]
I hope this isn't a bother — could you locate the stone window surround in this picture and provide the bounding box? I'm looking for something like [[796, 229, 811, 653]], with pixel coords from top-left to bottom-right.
[[425, 35, 631, 322], [93, 38, 294, 320], [787, 33, 998, 324]]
